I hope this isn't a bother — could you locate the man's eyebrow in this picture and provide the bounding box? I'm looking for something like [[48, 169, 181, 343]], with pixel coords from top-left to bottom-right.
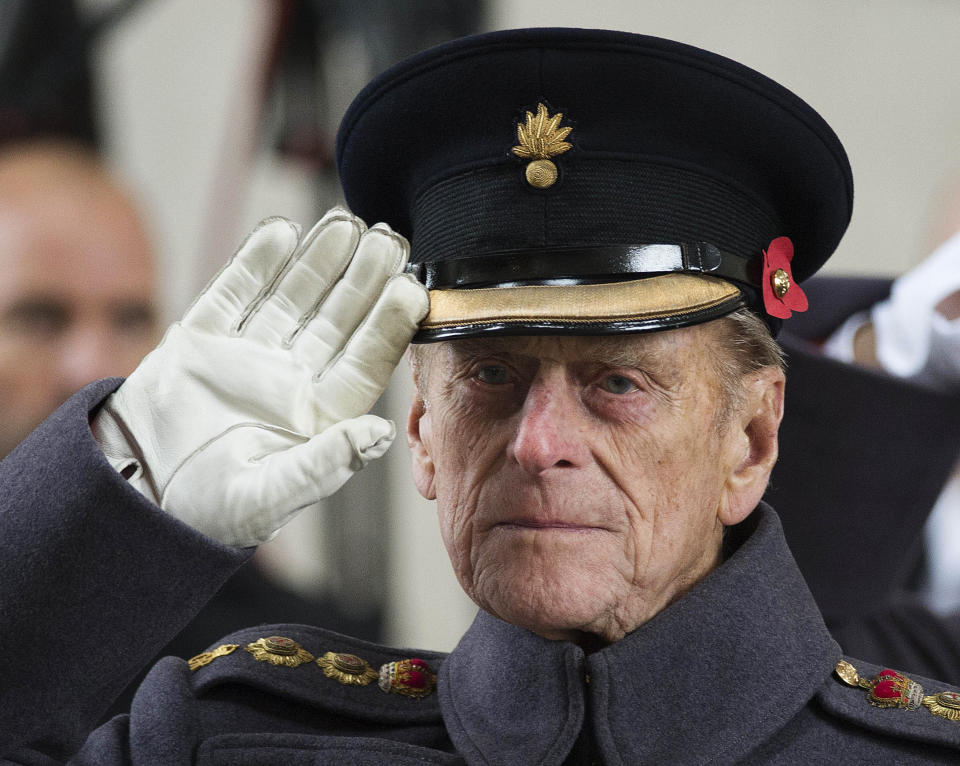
[[577, 337, 678, 371], [3, 296, 70, 323], [446, 338, 506, 359], [446, 336, 678, 371]]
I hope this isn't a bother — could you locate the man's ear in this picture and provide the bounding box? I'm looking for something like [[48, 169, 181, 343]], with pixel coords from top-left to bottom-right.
[[717, 366, 785, 526], [407, 393, 436, 500]]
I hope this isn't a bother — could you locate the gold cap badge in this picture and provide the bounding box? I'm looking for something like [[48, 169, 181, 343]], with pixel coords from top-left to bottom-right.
[[512, 103, 572, 189]]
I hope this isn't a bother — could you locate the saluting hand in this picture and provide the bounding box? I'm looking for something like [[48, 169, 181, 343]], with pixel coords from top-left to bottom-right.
[[94, 208, 429, 546]]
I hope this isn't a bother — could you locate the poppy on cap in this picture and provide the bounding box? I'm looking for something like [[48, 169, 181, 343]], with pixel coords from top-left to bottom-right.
[[336, 28, 853, 341]]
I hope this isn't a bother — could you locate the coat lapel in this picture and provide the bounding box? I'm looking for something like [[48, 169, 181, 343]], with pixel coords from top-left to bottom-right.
[[440, 506, 841, 765]]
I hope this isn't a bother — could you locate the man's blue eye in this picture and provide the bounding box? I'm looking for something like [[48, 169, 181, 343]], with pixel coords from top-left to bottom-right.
[[477, 366, 509, 384], [601, 375, 636, 394]]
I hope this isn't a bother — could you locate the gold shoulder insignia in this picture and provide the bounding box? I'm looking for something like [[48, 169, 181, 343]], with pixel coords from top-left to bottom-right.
[[378, 658, 437, 698], [923, 691, 960, 721], [317, 651, 379, 686], [511, 103, 572, 189], [245, 636, 314, 667], [836, 660, 960, 721], [188, 643, 239, 671]]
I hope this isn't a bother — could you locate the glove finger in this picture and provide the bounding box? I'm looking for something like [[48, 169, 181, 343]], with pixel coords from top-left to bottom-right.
[[245, 208, 366, 346], [287, 222, 409, 350], [238, 415, 397, 546], [183, 217, 301, 333], [291, 413, 396, 496], [161, 415, 395, 547], [312, 273, 428, 421]]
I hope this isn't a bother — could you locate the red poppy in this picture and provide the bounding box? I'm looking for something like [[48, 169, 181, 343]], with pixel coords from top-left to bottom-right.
[[762, 236, 808, 319]]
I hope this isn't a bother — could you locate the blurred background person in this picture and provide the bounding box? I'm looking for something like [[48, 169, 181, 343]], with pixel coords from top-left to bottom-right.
[[0, 1, 159, 459], [767, 194, 960, 684], [820, 206, 960, 619], [0, 138, 159, 459]]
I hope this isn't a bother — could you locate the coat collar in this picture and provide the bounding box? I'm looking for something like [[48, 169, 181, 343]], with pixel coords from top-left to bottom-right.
[[438, 504, 841, 765]]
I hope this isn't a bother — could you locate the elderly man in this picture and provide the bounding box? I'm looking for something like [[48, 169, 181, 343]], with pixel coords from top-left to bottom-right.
[[3, 28, 960, 764]]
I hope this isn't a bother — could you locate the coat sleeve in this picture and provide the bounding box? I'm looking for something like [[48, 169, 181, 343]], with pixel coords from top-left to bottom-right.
[[0, 379, 250, 761]]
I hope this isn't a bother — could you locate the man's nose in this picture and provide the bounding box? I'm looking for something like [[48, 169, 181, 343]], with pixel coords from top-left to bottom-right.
[[507, 378, 590, 476], [57, 325, 119, 395]]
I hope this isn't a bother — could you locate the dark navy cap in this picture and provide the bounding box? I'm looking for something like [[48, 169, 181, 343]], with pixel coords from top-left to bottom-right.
[[336, 27, 853, 341]]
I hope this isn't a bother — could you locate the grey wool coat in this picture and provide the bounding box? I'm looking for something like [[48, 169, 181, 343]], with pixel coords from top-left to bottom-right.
[[2, 380, 960, 764]]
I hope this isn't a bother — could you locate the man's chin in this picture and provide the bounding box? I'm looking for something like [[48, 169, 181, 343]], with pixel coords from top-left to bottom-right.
[[491, 601, 620, 644], [475, 575, 617, 642]]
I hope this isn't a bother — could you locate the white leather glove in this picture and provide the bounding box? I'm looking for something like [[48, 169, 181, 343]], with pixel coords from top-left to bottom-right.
[[869, 230, 960, 388], [93, 208, 429, 547]]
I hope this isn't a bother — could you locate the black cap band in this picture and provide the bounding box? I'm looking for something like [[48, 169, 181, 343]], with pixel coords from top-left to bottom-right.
[[408, 242, 762, 291]]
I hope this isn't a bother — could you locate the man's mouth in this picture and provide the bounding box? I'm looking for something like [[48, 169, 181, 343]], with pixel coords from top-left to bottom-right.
[[495, 520, 600, 532]]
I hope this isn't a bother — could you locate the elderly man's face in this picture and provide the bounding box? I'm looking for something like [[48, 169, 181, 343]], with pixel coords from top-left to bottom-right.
[[408, 325, 782, 645]]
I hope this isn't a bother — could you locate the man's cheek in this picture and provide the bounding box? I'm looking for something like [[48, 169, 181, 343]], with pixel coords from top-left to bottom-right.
[[0, 343, 54, 401]]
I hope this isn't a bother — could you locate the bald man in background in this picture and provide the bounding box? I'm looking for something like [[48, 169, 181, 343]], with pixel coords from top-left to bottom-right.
[[0, 141, 379, 718], [0, 140, 159, 459]]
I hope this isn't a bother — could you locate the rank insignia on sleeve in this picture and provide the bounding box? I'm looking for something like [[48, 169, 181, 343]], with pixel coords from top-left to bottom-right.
[[378, 658, 437, 698], [245, 636, 315, 667], [511, 103, 572, 190], [188, 643, 238, 672], [317, 651, 379, 686]]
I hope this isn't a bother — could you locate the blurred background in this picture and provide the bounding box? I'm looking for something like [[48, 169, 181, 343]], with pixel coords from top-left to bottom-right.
[[3, 0, 959, 653]]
